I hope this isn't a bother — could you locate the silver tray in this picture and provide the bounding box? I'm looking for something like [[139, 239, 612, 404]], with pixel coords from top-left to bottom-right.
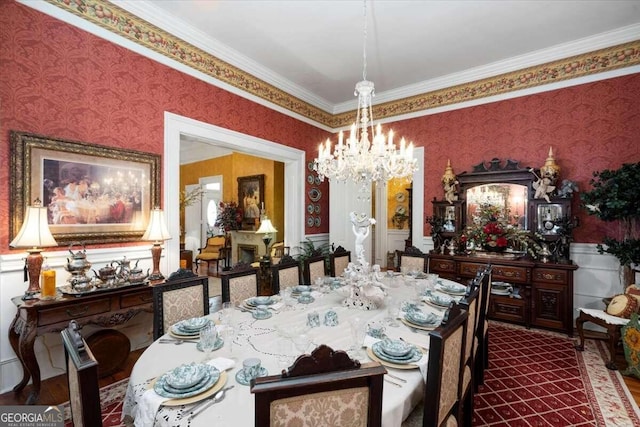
[[58, 280, 146, 297]]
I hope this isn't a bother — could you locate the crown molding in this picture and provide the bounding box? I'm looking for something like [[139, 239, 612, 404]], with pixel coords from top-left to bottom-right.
[[28, 0, 640, 130]]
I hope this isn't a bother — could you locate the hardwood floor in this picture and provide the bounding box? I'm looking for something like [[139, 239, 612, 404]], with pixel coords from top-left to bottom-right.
[[1, 334, 639, 411]]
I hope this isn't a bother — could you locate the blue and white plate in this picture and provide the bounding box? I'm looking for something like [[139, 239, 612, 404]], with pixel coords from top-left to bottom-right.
[[165, 363, 208, 389], [372, 341, 422, 364], [172, 317, 211, 335], [246, 296, 273, 307], [154, 364, 220, 398], [196, 337, 224, 352], [436, 282, 467, 296], [235, 366, 268, 386], [378, 339, 412, 357], [424, 294, 453, 308], [293, 285, 311, 294], [405, 310, 438, 326]]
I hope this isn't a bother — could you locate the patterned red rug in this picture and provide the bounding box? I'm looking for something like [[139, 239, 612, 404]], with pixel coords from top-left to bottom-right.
[[62, 378, 127, 427], [472, 322, 640, 426]]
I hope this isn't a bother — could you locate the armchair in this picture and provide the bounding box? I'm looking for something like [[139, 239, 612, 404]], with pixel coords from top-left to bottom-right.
[[195, 235, 226, 274]]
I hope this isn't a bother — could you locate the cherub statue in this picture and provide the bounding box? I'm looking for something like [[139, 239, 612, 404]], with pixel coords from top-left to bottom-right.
[[350, 211, 376, 266], [529, 168, 556, 203]]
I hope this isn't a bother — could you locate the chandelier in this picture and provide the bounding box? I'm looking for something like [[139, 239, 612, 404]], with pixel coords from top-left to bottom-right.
[[313, 1, 417, 186]]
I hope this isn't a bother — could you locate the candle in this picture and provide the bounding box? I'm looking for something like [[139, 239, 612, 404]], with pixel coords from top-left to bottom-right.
[[41, 269, 56, 300]]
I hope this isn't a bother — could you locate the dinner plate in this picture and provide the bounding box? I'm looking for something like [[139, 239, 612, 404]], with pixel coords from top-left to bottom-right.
[[174, 317, 210, 333], [245, 296, 274, 307], [168, 329, 200, 340], [424, 294, 453, 308], [377, 339, 412, 357], [196, 337, 224, 352], [366, 347, 422, 370], [435, 282, 467, 296], [373, 341, 415, 360], [400, 317, 439, 331], [374, 347, 421, 364], [405, 310, 439, 326], [154, 365, 220, 398], [154, 371, 228, 406], [165, 363, 208, 389]]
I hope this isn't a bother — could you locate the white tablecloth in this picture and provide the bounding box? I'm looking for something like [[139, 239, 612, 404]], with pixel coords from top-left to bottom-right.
[[122, 276, 464, 427]]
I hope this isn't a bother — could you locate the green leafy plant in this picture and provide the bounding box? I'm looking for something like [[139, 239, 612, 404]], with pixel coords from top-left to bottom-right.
[[581, 162, 640, 287], [214, 201, 243, 232]]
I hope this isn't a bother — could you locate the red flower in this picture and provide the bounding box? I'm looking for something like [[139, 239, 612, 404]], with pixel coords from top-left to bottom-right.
[[496, 236, 509, 247]]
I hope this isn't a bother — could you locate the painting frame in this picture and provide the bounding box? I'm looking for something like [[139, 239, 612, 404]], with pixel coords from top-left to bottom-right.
[[10, 131, 161, 245], [237, 174, 265, 228]]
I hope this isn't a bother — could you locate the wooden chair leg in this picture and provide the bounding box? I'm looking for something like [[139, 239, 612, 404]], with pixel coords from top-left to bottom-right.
[[574, 310, 622, 370]]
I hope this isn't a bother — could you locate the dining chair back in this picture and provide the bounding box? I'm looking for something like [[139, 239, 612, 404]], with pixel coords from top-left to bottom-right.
[[271, 255, 301, 294], [303, 254, 327, 285], [330, 247, 351, 277], [221, 263, 260, 305], [423, 303, 469, 427], [398, 247, 427, 274], [61, 320, 102, 427], [458, 282, 480, 425], [251, 344, 386, 427], [152, 273, 209, 339], [474, 265, 492, 388]]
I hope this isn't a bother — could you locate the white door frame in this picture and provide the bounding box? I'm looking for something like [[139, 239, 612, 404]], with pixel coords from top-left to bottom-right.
[[164, 112, 306, 274]]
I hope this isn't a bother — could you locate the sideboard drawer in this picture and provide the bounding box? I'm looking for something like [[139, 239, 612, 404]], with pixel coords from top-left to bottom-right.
[[458, 262, 486, 278], [533, 268, 568, 285], [120, 289, 153, 308], [38, 299, 111, 326], [492, 265, 529, 284], [489, 295, 526, 323], [430, 258, 456, 274]]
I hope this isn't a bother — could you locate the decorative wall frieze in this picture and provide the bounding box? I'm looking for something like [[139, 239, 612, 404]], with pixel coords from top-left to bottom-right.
[[45, 0, 640, 129]]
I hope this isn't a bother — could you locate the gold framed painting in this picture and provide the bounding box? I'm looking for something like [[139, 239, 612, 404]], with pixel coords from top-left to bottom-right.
[[10, 131, 161, 245], [237, 174, 264, 229]]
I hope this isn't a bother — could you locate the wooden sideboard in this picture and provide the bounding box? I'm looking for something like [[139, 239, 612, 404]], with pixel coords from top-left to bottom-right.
[[8, 284, 153, 404], [427, 253, 578, 336]]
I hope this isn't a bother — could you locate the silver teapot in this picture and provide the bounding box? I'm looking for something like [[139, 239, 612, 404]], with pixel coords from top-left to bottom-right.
[[65, 242, 91, 275], [129, 267, 150, 284]]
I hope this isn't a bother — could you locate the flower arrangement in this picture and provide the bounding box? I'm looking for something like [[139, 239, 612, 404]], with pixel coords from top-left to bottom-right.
[[459, 203, 542, 257], [214, 201, 243, 232]]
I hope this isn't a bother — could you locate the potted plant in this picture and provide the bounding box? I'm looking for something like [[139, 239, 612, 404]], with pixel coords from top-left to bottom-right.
[[392, 211, 409, 229], [581, 162, 640, 288], [214, 201, 243, 232]]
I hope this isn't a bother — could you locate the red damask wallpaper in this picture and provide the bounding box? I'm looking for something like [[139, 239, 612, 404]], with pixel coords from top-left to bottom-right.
[[1, 1, 639, 253]]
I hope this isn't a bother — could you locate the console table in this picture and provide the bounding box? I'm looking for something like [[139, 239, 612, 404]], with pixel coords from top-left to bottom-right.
[[427, 253, 578, 336], [8, 284, 153, 404]]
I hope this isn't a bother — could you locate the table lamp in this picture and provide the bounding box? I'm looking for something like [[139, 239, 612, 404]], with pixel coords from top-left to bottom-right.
[[256, 217, 277, 260], [10, 199, 58, 300], [142, 207, 171, 281]]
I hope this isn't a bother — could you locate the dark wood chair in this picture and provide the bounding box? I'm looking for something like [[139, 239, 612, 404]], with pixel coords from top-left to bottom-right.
[[303, 254, 327, 285], [61, 320, 102, 427], [329, 246, 351, 277], [474, 265, 492, 388], [458, 281, 480, 425], [423, 303, 469, 427], [220, 263, 259, 305], [398, 246, 427, 273], [251, 344, 386, 427], [152, 271, 209, 339], [271, 255, 301, 294]]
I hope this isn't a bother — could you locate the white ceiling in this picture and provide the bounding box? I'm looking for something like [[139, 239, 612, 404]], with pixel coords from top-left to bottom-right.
[[117, 0, 640, 114]]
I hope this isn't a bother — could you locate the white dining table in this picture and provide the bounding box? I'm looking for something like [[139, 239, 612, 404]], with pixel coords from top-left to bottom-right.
[[122, 275, 465, 427]]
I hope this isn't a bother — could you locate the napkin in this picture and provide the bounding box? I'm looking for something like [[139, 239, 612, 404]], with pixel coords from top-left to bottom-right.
[[208, 357, 235, 372], [269, 302, 284, 312], [133, 389, 168, 427]]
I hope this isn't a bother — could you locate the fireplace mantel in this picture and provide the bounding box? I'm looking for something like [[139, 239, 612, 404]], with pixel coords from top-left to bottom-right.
[[230, 230, 267, 264]]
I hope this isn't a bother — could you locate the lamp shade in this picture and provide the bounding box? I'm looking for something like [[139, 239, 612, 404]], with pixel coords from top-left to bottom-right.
[[142, 208, 171, 242], [256, 218, 277, 234], [10, 205, 57, 249]]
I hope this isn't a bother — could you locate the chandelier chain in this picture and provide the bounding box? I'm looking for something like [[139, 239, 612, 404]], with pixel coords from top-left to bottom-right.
[[362, 0, 367, 82]]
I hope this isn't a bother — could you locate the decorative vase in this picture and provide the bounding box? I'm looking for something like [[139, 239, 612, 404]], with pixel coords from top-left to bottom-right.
[[483, 243, 507, 253]]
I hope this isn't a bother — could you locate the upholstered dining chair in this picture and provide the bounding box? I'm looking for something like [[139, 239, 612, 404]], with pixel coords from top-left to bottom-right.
[[303, 254, 327, 285], [271, 255, 301, 294], [423, 303, 469, 427], [251, 344, 386, 427], [152, 272, 209, 339], [61, 320, 102, 427], [220, 263, 260, 305], [194, 235, 226, 274], [458, 282, 480, 425], [329, 247, 351, 277], [398, 247, 427, 274], [474, 265, 492, 388]]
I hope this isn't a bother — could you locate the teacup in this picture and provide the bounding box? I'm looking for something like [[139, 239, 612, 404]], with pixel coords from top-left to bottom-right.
[[307, 311, 321, 328], [254, 305, 270, 319], [242, 357, 262, 381], [367, 321, 386, 339], [298, 291, 314, 304], [323, 310, 338, 327]]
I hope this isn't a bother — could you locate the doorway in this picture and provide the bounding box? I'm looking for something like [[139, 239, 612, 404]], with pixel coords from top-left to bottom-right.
[[164, 112, 306, 275]]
